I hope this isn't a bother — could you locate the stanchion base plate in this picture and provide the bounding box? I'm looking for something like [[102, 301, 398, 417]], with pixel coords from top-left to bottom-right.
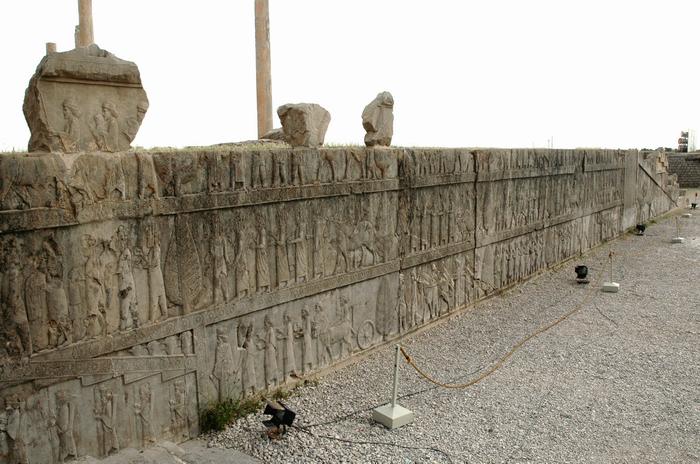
[[602, 282, 620, 293], [372, 404, 414, 429]]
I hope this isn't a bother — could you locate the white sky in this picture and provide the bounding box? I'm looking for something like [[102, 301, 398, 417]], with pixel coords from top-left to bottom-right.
[[1, 0, 698, 151]]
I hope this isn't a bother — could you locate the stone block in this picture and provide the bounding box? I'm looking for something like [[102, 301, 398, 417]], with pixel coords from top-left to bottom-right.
[[23, 44, 149, 153], [362, 91, 394, 147], [277, 103, 330, 147]]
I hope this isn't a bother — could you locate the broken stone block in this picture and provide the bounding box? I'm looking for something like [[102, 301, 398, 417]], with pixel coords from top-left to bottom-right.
[[277, 103, 331, 147], [260, 127, 286, 141], [362, 91, 394, 147], [23, 44, 149, 153]]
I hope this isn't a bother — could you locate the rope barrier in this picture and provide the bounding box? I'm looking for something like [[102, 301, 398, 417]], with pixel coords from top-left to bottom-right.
[[397, 220, 674, 390], [400, 286, 597, 389]]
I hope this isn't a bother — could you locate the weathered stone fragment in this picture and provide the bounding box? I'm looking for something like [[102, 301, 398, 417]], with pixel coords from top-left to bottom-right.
[[362, 91, 394, 147], [260, 127, 285, 141], [23, 44, 149, 153], [277, 103, 330, 147]]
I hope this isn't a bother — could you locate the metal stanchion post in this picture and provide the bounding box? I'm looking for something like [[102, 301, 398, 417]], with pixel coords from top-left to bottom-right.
[[372, 345, 414, 429], [602, 251, 620, 293]]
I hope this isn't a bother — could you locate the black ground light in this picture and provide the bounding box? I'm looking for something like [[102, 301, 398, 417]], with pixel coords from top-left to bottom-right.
[[575, 265, 589, 284], [635, 224, 646, 236], [262, 400, 296, 438]]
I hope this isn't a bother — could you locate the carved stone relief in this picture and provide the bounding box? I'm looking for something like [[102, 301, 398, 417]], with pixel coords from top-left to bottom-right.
[[0, 146, 678, 462], [23, 45, 149, 153]]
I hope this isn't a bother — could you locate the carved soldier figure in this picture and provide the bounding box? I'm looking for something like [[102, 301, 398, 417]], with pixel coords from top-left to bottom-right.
[[454, 255, 466, 308], [122, 101, 148, 144], [272, 151, 288, 186], [431, 202, 441, 248], [291, 150, 305, 186], [4, 241, 32, 357], [82, 235, 106, 338], [180, 331, 194, 355], [25, 254, 49, 351], [253, 221, 271, 293], [5, 397, 29, 464], [211, 327, 238, 402], [205, 152, 223, 194], [114, 226, 137, 331], [92, 101, 120, 152], [447, 192, 458, 243], [420, 198, 431, 250], [55, 98, 82, 152], [290, 218, 308, 283], [299, 305, 316, 374], [414, 266, 439, 321], [493, 244, 503, 289], [93, 388, 118, 457], [67, 267, 87, 342], [411, 198, 422, 253], [271, 213, 291, 288], [282, 312, 298, 382], [134, 383, 155, 447], [139, 222, 167, 322], [409, 267, 419, 327], [313, 218, 326, 279], [330, 220, 349, 275], [163, 335, 180, 355], [45, 253, 71, 347], [169, 380, 188, 440], [251, 152, 268, 189], [56, 390, 78, 462], [396, 273, 409, 333], [257, 316, 280, 389], [437, 262, 453, 314], [211, 226, 232, 303], [228, 152, 246, 191], [348, 149, 368, 179], [240, 322, 257, 397], [234, 230, 251, 298]]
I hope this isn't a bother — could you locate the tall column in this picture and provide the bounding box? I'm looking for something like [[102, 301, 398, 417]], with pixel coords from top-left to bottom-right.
[[77, 0, 94, 47], [255, 0, 273, 137]]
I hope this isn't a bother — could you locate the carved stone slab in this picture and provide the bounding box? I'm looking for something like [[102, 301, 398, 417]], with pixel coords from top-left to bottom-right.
[[0, 146, 679, 463], [23, 44, 149, 153]]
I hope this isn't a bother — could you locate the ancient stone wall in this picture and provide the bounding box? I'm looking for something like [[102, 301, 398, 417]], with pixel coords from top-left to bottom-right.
[[667, 152, 700, 188], [0, 147, 677, 463]]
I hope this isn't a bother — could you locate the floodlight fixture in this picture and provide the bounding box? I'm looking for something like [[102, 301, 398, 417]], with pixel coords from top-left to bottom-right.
[[262, 400, 296, 438], [575, 265, 589, 284]]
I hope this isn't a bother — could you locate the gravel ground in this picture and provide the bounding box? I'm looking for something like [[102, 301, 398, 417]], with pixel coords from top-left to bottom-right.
[[208, 209, 700, 464]]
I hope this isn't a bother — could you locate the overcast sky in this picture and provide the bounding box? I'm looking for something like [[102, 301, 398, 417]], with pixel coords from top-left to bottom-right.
[[1, 0, 698, 151]]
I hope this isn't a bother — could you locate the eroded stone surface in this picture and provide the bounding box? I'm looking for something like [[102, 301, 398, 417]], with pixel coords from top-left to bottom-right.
[[277, 103, 330, 147], [260, 127, 285, 141], [362, 91, 394, 147], [23, 44, 149, 153]]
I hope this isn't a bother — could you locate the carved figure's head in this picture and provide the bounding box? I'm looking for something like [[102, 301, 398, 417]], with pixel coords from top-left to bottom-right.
[[102, 101, 118, 119]]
